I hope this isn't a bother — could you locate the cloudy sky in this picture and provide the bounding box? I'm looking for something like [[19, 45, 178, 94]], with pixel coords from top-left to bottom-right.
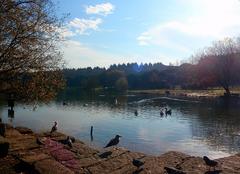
[[55, 0, 240, 68]]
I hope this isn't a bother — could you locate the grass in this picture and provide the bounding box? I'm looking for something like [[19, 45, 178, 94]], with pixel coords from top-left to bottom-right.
[[129, 87, 240, 97]]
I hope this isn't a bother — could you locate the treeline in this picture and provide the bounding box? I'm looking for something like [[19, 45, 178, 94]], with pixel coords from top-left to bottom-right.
[[63, 62, 198, 91], [63, 38, 240, 95]]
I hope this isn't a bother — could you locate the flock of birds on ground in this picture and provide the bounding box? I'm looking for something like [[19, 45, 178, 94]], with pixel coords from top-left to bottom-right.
[[48, 120, 220, 174]]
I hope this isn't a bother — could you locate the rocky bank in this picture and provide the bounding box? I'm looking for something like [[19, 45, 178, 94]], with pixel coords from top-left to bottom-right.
[[0, 125, 240, 174]]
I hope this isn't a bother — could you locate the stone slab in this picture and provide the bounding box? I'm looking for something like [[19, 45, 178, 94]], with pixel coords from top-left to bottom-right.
[[35, 159, 75, 174]]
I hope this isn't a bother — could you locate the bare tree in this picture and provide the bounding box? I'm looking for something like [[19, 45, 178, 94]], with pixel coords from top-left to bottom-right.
[[194, 38, 240, 96], [0, 0, 65, 102]]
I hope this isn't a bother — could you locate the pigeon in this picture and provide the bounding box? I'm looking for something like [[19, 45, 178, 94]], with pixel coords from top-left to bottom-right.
[[98, 151, 112, 158], [132, 159, 145, 168], [104, 135, 121, 148], [50, 121, 58, 134], [66, 136, 73, 148], [164, 167, 186, 174], [203, 156, 218, 171], [58, 136, 74, 147], [36, 137, 44, 145]]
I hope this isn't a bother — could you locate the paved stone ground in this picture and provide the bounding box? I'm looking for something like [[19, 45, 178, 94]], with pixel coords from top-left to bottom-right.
[[1, 125, 240, 174]]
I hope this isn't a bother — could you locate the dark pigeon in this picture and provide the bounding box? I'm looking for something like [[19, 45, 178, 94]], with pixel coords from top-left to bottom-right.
[[104, 135, 121, 148], [58, 136, 73, 148], [203, 156, 218, 171], [165, 108, 172, 115], [50, 121, 58, 134], [160, 110, 164, 116], [66, 136, 73, 148], [98, 151, 112, 158], [132, 159, 145, 168]]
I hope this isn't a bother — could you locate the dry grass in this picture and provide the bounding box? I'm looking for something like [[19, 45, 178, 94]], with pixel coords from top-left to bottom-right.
[[129, 87, 240, 97]]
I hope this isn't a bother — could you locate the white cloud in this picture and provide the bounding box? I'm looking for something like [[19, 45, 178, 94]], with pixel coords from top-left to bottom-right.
[[69, 18, 102, 35], [62, 40, 167, 68], [62, 40, 120, 68], [57, 27, 75, 39], [137, 0, 240, 53], [85, 3, 115, 16]]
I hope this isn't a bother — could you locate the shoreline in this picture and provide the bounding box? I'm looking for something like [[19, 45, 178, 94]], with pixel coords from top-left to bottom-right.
[[1, 125, 240, 174], [128, 89, 240, 105]]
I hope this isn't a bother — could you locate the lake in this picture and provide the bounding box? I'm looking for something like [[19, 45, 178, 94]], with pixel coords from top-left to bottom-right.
[[1, 91, 240, 159]]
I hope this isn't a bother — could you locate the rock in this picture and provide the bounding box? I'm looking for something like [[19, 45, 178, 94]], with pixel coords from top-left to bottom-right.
[[164, 166, 186, 174], [34, 159, 74, 174], [0, 155, 20, 173], [0, 136, 9, 158], [17, 149, 51, 165], [15, 127, 33, 134], [2, 127, 240, 174], [88, 150, 144, 173], [4, 128, 22, 138], [5, 124, 13, 129]]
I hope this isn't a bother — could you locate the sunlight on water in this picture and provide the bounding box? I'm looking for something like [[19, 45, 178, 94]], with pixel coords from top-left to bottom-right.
[[1, 94, 240, 158]]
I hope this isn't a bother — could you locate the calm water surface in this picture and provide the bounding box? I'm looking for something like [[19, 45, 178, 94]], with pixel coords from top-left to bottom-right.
[[1, 92, 240, 158]]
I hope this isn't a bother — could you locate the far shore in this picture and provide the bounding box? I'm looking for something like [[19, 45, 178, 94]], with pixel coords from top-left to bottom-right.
[[128, 88, 240, 103], [129, 88, 240, 96]]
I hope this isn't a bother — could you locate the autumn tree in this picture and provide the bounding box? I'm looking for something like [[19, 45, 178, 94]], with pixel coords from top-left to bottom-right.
[[0, 0, 65, 102], [193, 38, 240, 96], [115, 77, 128, 91]]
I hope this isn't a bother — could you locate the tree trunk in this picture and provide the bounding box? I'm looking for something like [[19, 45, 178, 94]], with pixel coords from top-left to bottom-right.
[[224, 87, 231, 97]]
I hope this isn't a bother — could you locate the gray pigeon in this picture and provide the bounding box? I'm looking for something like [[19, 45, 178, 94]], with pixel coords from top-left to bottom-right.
[[104, 135, 121, 148]]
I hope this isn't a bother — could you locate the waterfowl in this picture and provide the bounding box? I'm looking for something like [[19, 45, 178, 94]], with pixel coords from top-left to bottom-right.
[[134, 110, 138, 116], [203, 156, 218, 171], [132, 159, 145, 168], [66, 136, 73, 148], [98, 151, 112, 158], [165, 108, 172, 115], [160, 110, 164, 116], [36, 137, 44, 145], [104, 135, 121, 148], [50, 121, 58, 134]]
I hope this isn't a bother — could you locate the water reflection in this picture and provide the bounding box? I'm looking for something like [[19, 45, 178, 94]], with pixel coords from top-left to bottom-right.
[[0, 91, 240, 158]]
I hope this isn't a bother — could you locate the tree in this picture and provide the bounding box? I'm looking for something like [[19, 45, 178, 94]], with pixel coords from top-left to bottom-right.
[[0, 0, 65, 102], [194, 38, 240, 96], [101, 70, 125, 88], [115, 77, 128, 91]]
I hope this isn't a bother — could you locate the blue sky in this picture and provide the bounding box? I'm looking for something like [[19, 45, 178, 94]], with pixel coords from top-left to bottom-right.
[[54, 0, 240, 68]]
